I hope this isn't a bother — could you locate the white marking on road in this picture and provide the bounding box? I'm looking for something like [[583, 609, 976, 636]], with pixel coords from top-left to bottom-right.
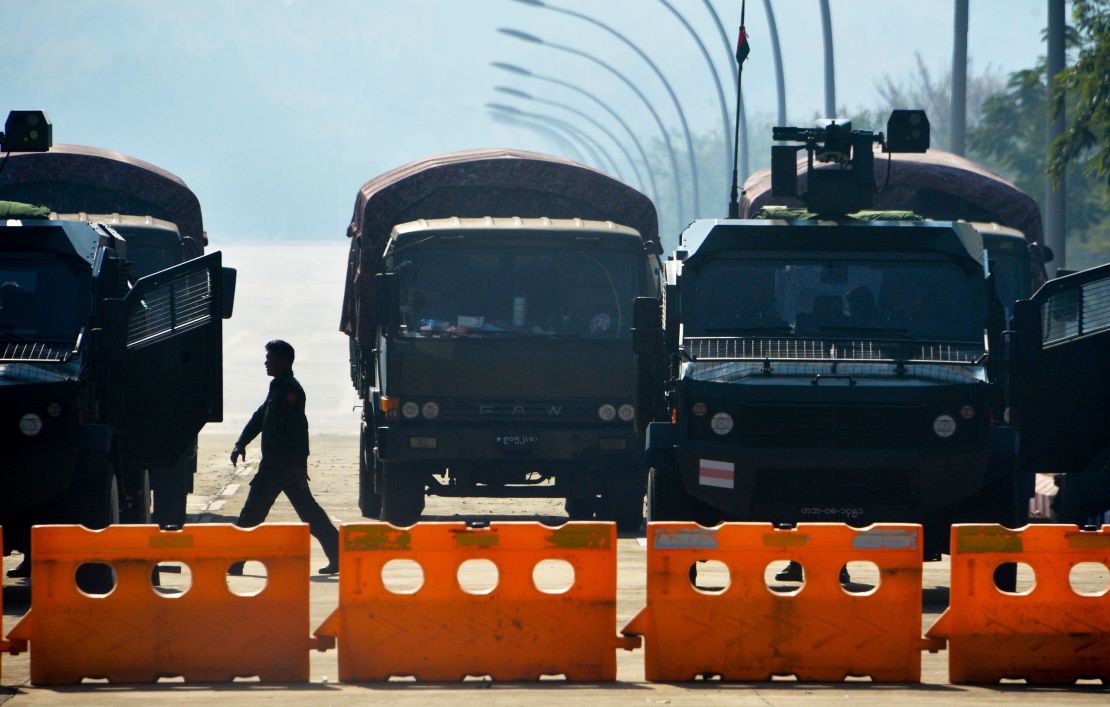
[[220, 483, 241, 497], [207, 500, 226, 511]]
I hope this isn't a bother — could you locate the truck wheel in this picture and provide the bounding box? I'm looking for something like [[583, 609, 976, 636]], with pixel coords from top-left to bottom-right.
[[598, 469, 645, 532], [359, 424, 382, 519], [76, 452, 121, 530], [120, 468, 152, 524], [381, 463, 424, 526], [647, 465, 691, 523], [151, 453, 190, 528], [564, 491, 597, 521]]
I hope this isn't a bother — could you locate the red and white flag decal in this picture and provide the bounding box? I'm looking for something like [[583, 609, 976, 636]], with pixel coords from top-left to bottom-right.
[[699, 459, 735, 489]]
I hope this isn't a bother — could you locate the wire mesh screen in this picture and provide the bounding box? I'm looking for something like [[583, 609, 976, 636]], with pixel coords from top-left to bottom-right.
[[127, 270, 212, 349], [683, 337, 982, 364], [0, 341, 71, 362], [1041, 270, 1110, 346]]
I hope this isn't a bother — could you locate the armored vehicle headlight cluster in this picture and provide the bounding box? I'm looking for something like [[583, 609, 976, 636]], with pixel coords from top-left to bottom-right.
[[422, 401, 440, 420], [710, 412, 734, 436], [401, 401, 420, 419], [19, 413, 43, 436], [932, 414, 957, 438], [618, 404, 635, 422], [597, 404, 617, 422]]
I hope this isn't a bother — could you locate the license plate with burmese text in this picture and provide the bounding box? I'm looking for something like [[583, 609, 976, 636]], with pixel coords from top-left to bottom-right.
[[496, 433, 538, 449]]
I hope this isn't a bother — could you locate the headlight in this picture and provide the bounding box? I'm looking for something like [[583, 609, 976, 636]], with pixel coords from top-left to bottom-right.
[[422, 401, 440, 420], [597, 404, 616, 421], [47, 403, 62, 418], [933, 414, 957, 438], [401, 401, 420, 419], [618, 404, 635, 422], [691, 402, 707, 416], [19, 413, 43, 436], [710, 412, 734, 436], [960, 405, 975, 420]]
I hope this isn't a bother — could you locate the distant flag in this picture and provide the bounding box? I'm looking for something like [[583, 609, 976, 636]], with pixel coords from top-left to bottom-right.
[[736, 25, 750, 65]]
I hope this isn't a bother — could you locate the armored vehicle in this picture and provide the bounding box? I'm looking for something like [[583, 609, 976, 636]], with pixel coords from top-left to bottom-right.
[[0, 111, 234, 559], [636, 114, 1025, 556], [341, 149, 661, 528]]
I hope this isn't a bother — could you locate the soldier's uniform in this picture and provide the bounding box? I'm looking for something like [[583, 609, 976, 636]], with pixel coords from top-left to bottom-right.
[[233, 369, 339, 567]]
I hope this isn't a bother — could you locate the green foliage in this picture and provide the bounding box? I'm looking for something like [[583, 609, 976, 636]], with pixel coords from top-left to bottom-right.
[[1048, 0, 1110, 186]]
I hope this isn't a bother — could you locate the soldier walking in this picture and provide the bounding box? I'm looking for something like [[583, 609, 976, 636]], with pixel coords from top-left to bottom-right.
[[229, 339, 339, 575]]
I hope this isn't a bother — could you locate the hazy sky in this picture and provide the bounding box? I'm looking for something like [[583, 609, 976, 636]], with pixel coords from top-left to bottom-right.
[[3, 0, 1049, 242]]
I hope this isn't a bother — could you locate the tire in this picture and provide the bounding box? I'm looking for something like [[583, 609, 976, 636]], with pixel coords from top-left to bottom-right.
[[564, 491, 596, 521], [151, 455, 190, 528], [597, 468, 645, 533], [380, 463, 424, 526], [76, 452, 120, 530], [120, 468, 152, 524], [358, 424, 383, 519], [646, 465, 689, 523]]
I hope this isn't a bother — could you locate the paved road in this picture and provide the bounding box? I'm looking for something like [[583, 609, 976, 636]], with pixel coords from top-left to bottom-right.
[[2, 435, 1107, 704]]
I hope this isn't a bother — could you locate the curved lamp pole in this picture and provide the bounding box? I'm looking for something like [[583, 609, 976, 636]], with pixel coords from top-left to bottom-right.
[[762, 0, 787, 126], [488, 110, 588, 163], [659, 0, 731, 187], [491, 61, 661, 207], [487, 102, 624, 179], [496, 85, 647, 193], [819, 0, 836, 117], [512, 0, 701, 217], [499, 27, 684, 229], [702, 0, 750, 181]]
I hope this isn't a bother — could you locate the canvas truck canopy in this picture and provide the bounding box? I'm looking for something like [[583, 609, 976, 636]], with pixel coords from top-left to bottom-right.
[[741, 149, 1042, 246], [340, 148, 658, 344], [0, 144, 204, 244]]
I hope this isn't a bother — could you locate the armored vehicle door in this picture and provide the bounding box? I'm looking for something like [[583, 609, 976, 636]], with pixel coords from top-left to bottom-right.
[[1011, 263, 1110, 474], [111, 251, 229, 468]]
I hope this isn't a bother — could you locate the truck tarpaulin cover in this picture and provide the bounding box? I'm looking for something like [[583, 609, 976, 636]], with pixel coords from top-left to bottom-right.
[[340, 148, 658, 343], [741, 149, 1043, 244], [0, 144, 204, 243]]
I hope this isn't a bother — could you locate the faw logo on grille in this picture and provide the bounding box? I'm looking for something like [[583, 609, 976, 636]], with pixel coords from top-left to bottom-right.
[[479, 404, 564, 417]]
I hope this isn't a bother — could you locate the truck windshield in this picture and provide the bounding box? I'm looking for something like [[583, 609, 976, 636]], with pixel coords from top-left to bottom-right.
[[0, 253, 89, 341], [394, 245, 639, 340], [687, 254, 985, 344]]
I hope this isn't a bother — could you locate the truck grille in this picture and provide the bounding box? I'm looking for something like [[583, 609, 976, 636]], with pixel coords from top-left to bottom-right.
[[722, 404, 926, 448], [684, 337, 982, 364]]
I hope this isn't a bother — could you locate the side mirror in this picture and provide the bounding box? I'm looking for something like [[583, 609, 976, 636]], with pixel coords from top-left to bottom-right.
[[221, 267, 237, 319], [632, 296, 661, 355], [375, 272, 400, 329]]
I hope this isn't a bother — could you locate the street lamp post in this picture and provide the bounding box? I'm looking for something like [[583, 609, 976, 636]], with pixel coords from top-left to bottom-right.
[[495, 85, 648, 193], [659, 0, 732, 188], [491, 61, 661, 207], [499, 28, 685, 231], [819, 0, 836, 117], [513, 0, 701, 217], [489, 111, 588, 164], [487, 102, 624, 179], [762, 0, 787, 126]]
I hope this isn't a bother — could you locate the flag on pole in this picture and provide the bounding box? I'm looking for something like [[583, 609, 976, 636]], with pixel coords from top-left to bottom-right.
[[736, 25, 750, 64]]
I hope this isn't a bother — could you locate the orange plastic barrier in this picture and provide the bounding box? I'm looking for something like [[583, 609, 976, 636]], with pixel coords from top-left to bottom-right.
[[0, 527, 11, 681], [314, 521, 638, 681], [926, 524, 1110, 684], [623, 522, 940, 682], [5, 523, 329, 685]]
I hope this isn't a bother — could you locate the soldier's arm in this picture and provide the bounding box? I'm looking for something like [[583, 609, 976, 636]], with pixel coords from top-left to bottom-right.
[[236, 400, 267, 448]]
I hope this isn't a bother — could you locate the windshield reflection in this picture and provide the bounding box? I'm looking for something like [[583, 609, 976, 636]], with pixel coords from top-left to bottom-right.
[[395, 247, 638, 340], [0, 254, 88, 341]]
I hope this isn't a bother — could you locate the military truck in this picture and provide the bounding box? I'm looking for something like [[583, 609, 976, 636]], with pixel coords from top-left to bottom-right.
[[341, 149, 661, 528], [0, 111, 234, 561], [635, 113, 1025, 557]]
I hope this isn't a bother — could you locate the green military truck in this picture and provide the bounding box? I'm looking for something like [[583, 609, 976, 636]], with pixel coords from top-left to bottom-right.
[[636, 114, 1026, 557], [0, 111, 234, 566], [341, 149, 661, 529]]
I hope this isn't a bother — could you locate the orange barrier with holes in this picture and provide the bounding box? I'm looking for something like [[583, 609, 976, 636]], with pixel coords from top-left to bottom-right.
[[622, 522, 939, 682], [0, 527, 12, 681], [4, 523, 329, 685], [926, 524, 1110, 684], [314, 521, 638, 681]]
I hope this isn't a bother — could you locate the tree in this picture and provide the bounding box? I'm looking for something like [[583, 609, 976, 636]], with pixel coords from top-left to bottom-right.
[[1048, 0, 1110, 186]]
